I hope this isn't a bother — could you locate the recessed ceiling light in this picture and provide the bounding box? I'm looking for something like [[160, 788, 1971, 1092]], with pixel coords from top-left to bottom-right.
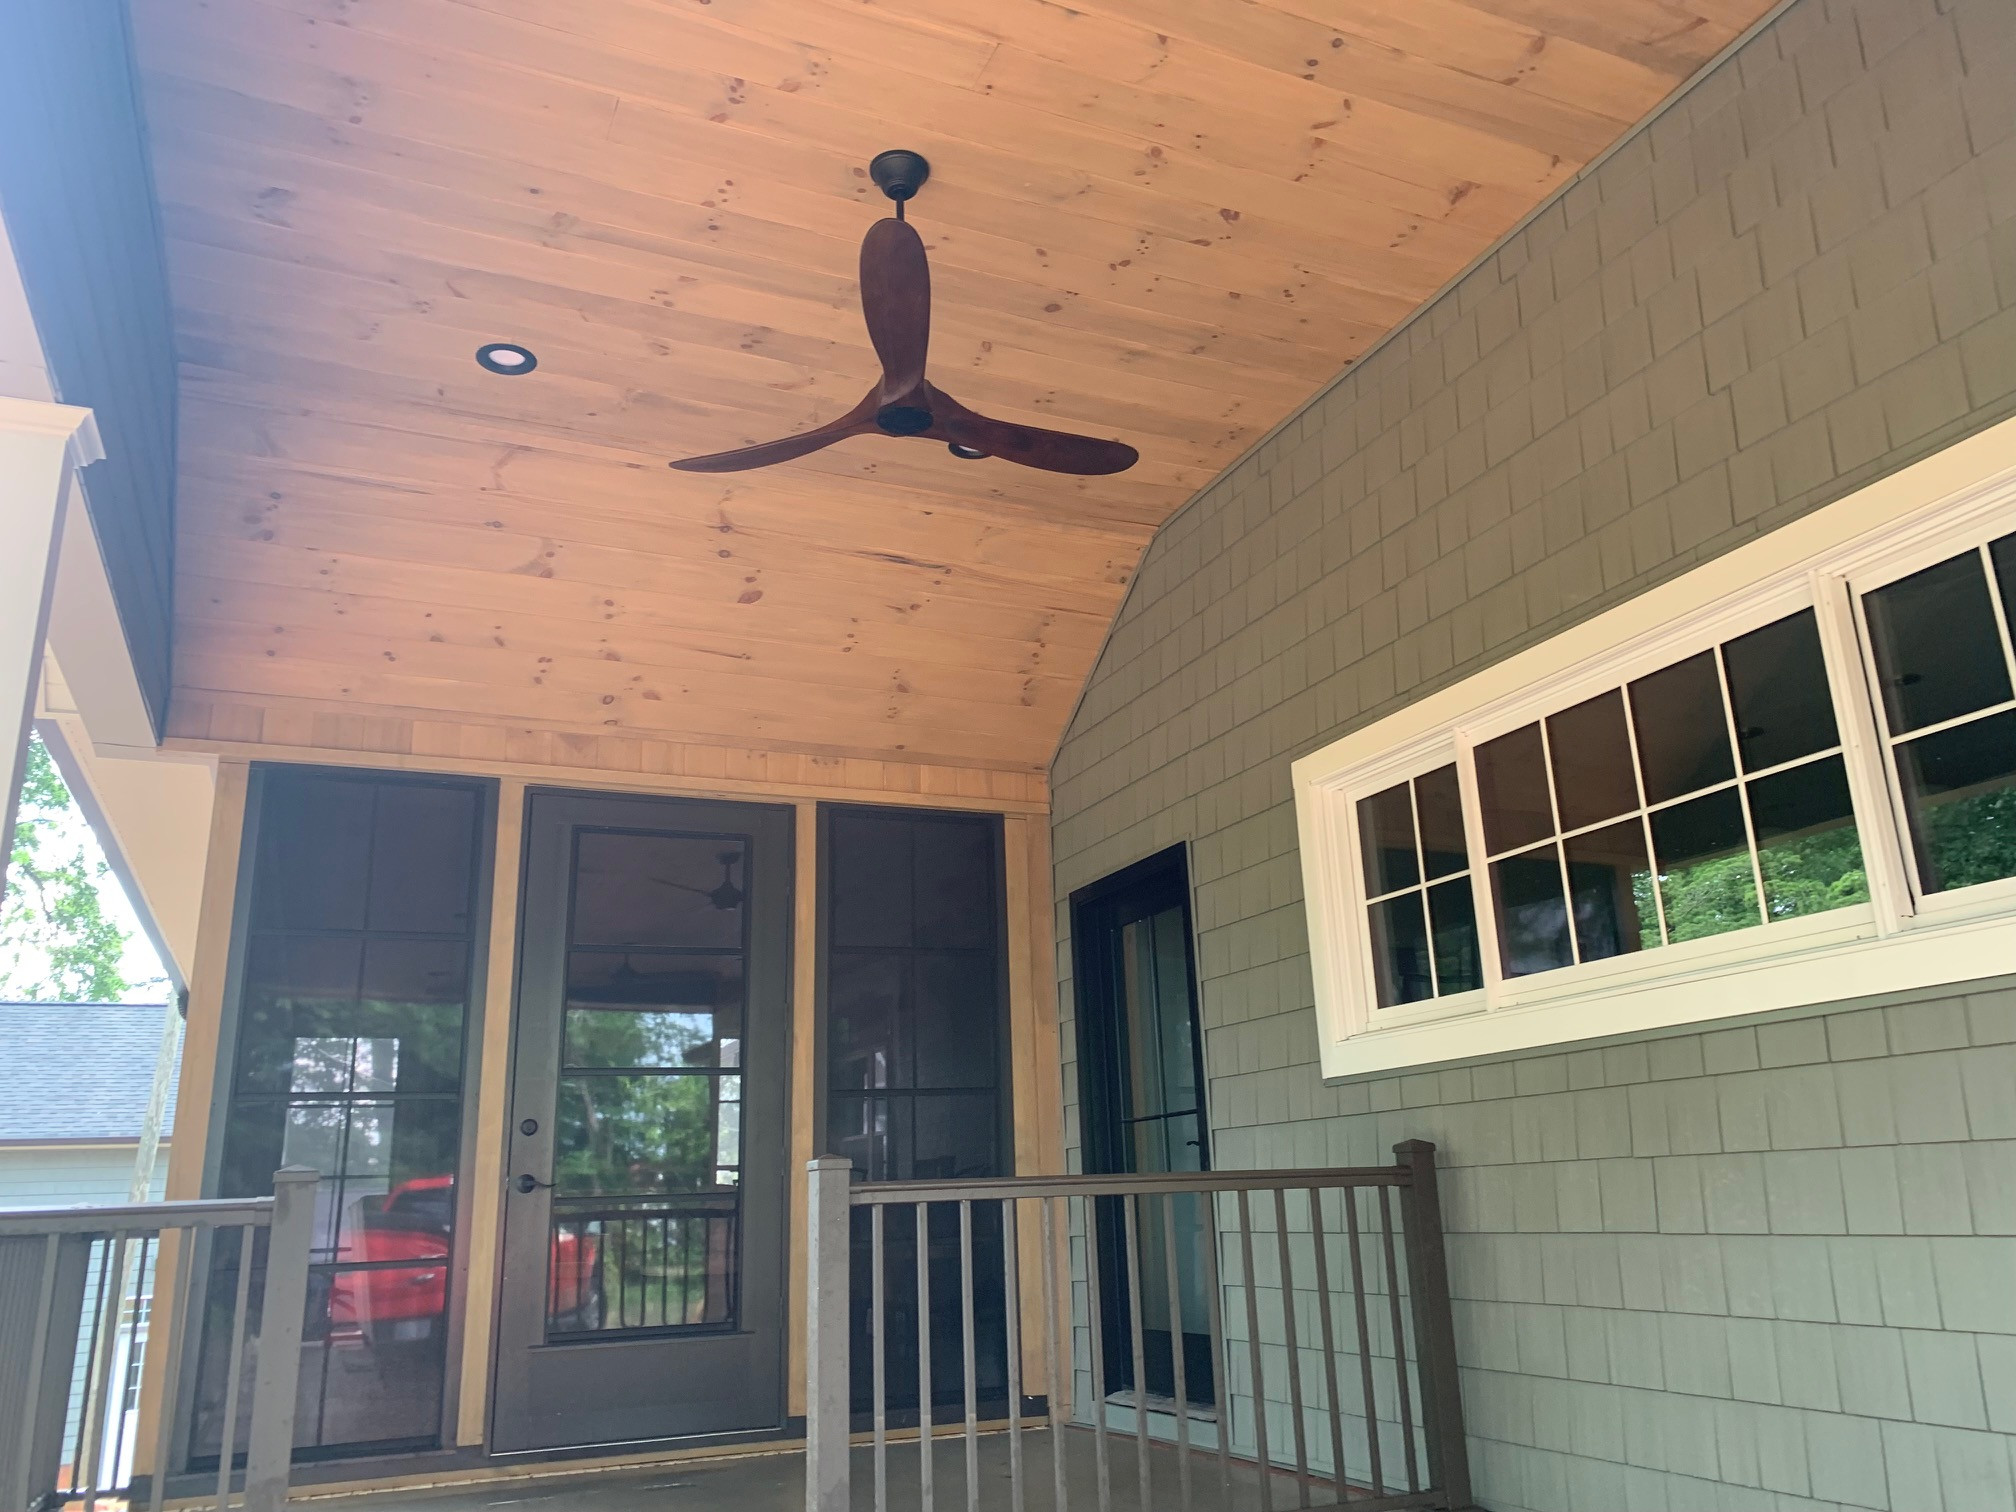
[[476, 342, 537, 375]]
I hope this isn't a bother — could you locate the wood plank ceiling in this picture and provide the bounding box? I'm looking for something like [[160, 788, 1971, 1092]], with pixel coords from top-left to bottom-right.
[[132, 0, 1764, 773]]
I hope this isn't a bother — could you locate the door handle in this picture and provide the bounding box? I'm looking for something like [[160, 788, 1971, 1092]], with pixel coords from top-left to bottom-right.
[[515, 1174, 555, 1194]]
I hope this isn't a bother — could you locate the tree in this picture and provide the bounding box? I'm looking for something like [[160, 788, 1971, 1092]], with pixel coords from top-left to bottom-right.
[[1, 732, 132, 1001]]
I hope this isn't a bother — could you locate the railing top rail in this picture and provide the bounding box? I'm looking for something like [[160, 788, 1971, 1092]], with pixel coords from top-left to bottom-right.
[[844, 1163, 1410, 1206], [0, 1194, 277, 1238]]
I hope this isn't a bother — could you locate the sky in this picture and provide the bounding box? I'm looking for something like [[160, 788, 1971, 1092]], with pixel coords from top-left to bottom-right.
[[5, 776, 170, 1002]]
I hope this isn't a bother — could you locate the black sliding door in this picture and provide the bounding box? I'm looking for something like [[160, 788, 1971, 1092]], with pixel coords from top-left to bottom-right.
[[196, 767, 489, 1464], [820, 805, 1012, 1421], [1072, 844, 1214, 1407]]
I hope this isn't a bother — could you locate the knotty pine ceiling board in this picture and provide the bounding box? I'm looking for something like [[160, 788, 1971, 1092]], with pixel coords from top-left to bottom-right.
[[133, 0, 1764, 771]]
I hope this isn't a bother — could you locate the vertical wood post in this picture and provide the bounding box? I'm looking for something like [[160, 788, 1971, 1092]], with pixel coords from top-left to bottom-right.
[[0, 398, 98, 894], [244, 1168, 318, 1512], [806, 1156, 853, 1512], [1394, 1141, 1474, 1511]]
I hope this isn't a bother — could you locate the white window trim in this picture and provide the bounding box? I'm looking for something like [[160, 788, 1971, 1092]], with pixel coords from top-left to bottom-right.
[[1295, 414, 2016, 1080]]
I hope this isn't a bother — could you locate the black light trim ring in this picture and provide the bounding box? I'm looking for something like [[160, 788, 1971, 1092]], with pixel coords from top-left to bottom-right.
[[476, 342, 538, 375]]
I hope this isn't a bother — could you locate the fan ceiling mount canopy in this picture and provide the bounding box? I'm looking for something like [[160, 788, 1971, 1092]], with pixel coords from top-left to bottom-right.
[[669, 150, 1140, 478]]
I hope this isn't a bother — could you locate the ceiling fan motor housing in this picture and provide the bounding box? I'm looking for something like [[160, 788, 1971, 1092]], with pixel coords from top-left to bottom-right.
[[869, 149, 931, 202]]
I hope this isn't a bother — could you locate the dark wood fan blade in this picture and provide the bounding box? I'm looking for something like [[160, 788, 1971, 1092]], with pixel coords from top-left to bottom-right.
[[924, 383, 1139, 475], [860, 217, 930, 398], [669, 391, 878, 473]]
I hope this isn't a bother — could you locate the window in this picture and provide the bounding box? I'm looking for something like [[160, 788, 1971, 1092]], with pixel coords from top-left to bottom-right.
[[195, 768, 487, 1462], [1294, 431, 2016, 1078]]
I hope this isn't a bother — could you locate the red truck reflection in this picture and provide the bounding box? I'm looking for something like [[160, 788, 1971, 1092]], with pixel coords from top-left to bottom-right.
[[324, 1177, 601, 1343]]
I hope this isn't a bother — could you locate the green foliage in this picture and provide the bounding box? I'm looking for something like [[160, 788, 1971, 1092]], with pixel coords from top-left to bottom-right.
[[1916, 786, 2016, 892], [1, 734, 131, 1001]]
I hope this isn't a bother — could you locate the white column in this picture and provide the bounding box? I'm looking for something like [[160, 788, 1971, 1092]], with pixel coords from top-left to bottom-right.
[[0, 394, 101, 894]]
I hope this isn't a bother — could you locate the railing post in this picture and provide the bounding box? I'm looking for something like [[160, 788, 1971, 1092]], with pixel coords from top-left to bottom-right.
[[1393, 1141, 1473, 1511], [806, 1157, 853, 1512], [244, 1168, 318, 1512]]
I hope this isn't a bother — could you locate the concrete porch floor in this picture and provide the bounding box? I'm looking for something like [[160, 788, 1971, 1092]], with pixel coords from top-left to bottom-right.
[[291, 1428, 1371, 1512]]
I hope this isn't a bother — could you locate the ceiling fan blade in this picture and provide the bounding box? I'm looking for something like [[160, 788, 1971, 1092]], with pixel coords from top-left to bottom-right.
[[860, 217, 931, 398], [924, 384, 1139, 476], [669, 392, 878, 473]]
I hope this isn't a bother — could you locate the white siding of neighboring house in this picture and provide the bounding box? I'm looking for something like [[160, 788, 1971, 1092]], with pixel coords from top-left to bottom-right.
[[0, 1142, 165, 1207]]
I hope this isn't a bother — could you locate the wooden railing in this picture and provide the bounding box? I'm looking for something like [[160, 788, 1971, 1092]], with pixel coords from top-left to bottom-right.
[[0, 1169, 317, 1512], [805, 1143, 1473, 1512]]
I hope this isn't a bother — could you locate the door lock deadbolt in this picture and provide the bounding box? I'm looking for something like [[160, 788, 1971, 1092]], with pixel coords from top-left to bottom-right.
[[519, 1118, 539, 1136]]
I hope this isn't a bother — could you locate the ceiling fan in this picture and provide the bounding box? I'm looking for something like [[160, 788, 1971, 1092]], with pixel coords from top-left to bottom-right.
[[670, 151, 1139, 477]]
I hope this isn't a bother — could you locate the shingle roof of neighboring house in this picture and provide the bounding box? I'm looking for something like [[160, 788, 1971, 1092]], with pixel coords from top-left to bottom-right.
[[0, 1002, 180, 1143]]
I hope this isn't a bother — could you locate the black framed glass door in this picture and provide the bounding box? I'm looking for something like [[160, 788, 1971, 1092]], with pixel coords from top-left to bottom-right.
[[489, 792, 792, 1452], [1072, 845, 1214, 1407]]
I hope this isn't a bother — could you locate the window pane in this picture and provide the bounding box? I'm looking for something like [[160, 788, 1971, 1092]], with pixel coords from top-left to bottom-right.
[[547, 1209, 737, 1336], [311, 1261, 450, 1441], [570, 832, 745, 950], [1630, 652, 1737, 804], [1490, 843, 1573, 977], [1893, 710, 2016, 893], [826, 952, 905, 1091], [1415, 764, 1469, 879], [1426, 879, 1483, 994], [1356, 781, 1419, 895], [913, 952, 1000, 1089], [1367, 893, 1432, 1006], [564, 953, 743, 1068], [1994, 531, 2016, 637], [366, 784, 478, 935], [554, 1074, 736, 1195], [1723, 610, 1840, 773], [827, 812, 915, 948], [251, 776, 374, 932], [1650, 789, 1760, 941], [1747, 756, 1870, 919], [1565, 819, 1660, 961], [1476, 724, 1554, 855], [1864, 549, 2012, 735], [912, 819, 996, 949], [1547, 690, 1639, 833]]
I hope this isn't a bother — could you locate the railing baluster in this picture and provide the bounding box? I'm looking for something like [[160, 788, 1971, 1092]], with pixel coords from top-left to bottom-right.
[[1199, 1194, 1231, 1511], [119, 1235, 155, 1490], [1235, 1189, 1271, 1512], [1376, 1187, 1418, 1495], [12, 1233, 62, 1512], [1342, 1188, 1383, 1498], [1039, 1196, 1067, 1512], [1000, 1198, 1023, 1512], [72, 1237, 110, 1499], [1305, 1190, 1347, 1503], [959, 1200, 979, 1512], [215, 1225, 256, 1511], [1082, 1195, 1111, 1511], [916, 1202, 934, 1512], [1121, 1193, 1151, 1512], [1273, 1189, 1310, 1509], [873, 1203, 888, 1512], [1161, 1192, 1193, 1512]]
